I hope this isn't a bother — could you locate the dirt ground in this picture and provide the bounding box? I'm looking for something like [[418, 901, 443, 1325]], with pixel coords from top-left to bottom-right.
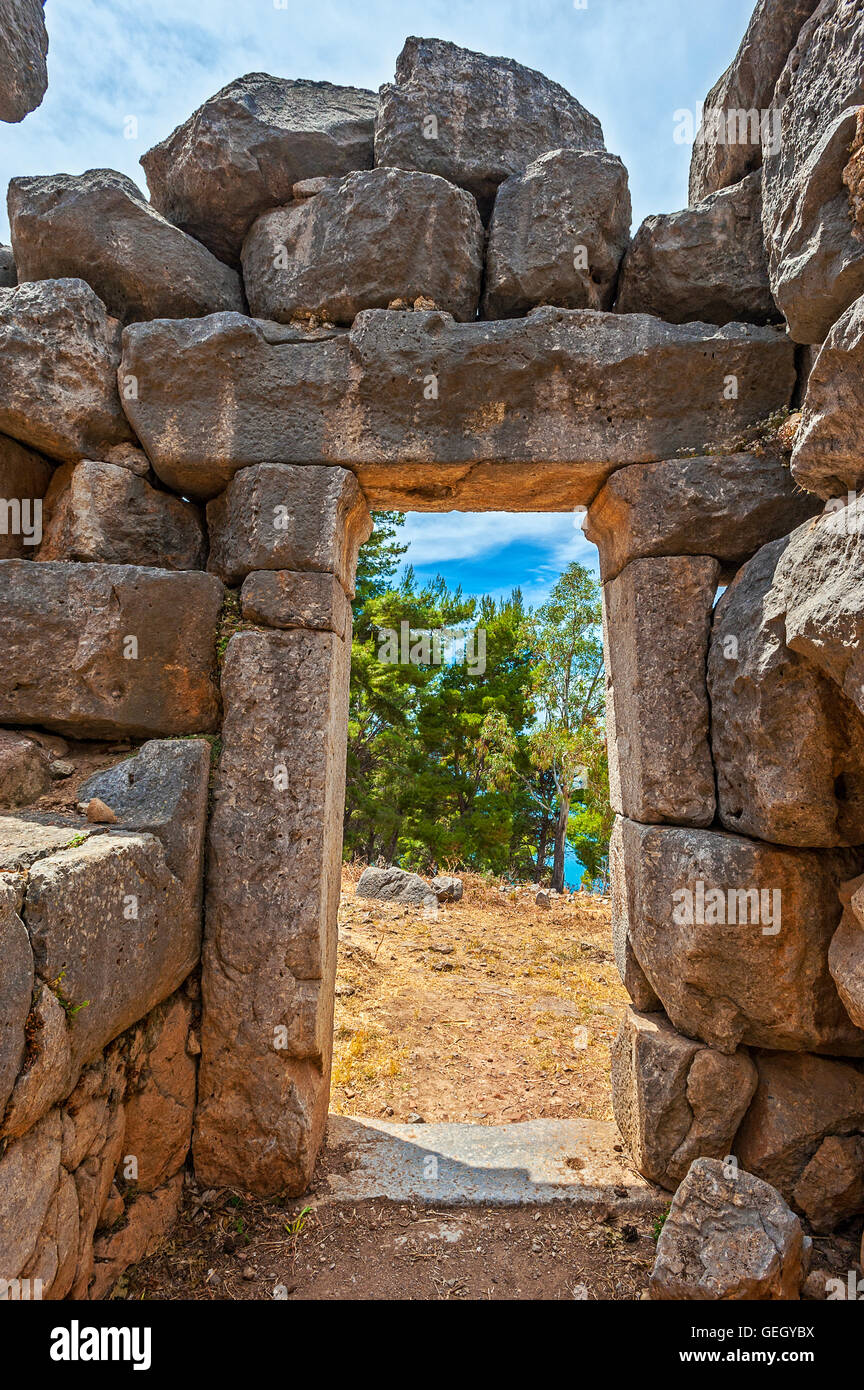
[[331, 866, 625, 1125]]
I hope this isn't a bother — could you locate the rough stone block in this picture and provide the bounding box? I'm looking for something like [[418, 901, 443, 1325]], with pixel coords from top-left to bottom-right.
[[611, 1006, 757, 1190], [374, 36, 604, 216], [195, 625, 350, 1194], [603, 556, 718, 825], [610, 816, 661, 1011], [617, 172, 777, 325], [736, 1051, 864, 1201], [790, 293, 864, 498], [688, 0, 820, 201], [24, 832, 200, 1074], [0, 729, 52, 806], [121, 993, 196, 1192], [0, 245, 15, 286], [829, 874, 864, 1032], [141, 73, 377, 266], [206, 463, 371, 595], [650, 1157, 806, 1301], [761, 0, 864, 342], [356, 865, 436, 909], [0, 279, 133, 463], [618, 817, 864, 1055], [242, 167, 484, 324], [0, 875, 33, 1118], [0, 561, 223, 737], [709, 536, 864, 846], [0, 0, 48, 123], [8, 169, 245, 324], [120, 307, 795, 506], [584, 450, 820, 583], [0, 984, 72, 1141], [0, 1108, 61, 1284], [240, 569, 351, 638], [36, 460, 206, 570], [793, 1134, 864, 1232], [482, 149, 630, 318]]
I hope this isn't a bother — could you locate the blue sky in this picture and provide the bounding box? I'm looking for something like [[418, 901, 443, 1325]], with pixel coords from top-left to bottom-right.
[[2, 0, 757, 601]]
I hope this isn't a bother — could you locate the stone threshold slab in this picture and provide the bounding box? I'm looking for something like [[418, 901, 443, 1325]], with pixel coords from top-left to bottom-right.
[[318, 1115, 662, 1209]]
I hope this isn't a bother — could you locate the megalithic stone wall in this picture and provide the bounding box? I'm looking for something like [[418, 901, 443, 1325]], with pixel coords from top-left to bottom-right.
[[2, 2, 864, 1301]]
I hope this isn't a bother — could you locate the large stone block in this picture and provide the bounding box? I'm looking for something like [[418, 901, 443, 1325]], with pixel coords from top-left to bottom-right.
[[793, 1134, 864, 1232], [206, 463, 371, 595], [618, 817, 864, 1055], [120, 308, 795, 506], [121, 993, 196, 1192], [735, 1051, 864, 1201], [0, 561, 223, 737], [790, 293, 864, 498], [242, 167, 484, 324], [772, 494, 864, 713], [689, 0, 820, 201], [195, 626, 350, 1195], [240, 570, 351, 639], [616, 173, 777, 326], [610, 816, 661, 1012], [650, 1157, 806, 1301], [36, 460, 206, 569], [761, 0, 864, 342], [0, 1108, 61, 1284], [141, 73, 377, 267], [24, 832, 200, 1073], [612, 1007, 757, 1190], [374, 37, 604, 216], [828, 873, 864, 1033], [482, 149, 630, 318], [0, 432, 53, 559], [8, 169, 245, 324], [0, 875, 33, 1118], [0, 0, 48, 123], [0, 984, 72, 1141], [603, 556, 718, 825], [0, 279, 133, 464], [585, 450, 820, 583], [0, 729, 52, 806], [708, 536, 864, 846]]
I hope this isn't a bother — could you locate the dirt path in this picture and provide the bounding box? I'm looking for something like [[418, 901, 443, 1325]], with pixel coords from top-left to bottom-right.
[[332, 870, 625, 1125]]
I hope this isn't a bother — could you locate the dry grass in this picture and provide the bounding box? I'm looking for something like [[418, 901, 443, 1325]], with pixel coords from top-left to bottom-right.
[[331, 867, 624, 1125]]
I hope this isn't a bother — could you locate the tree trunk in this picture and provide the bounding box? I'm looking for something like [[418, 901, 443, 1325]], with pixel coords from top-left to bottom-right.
[[551, 797, 570, 893], [535, 816, 550, 883]]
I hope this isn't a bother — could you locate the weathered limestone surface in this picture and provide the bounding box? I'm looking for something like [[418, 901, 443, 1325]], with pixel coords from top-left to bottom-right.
[[0, 0, 49, 123], [616, 173, 778, 325], [736, 1051, 864, 1200], [0, 1108, 62, 1284], [0, 876, 33, 1117], [771, 495, 864, 718], [195, 626, 350, 1195], [845, 107, 864, 229], [0, 432, 53, 559], [610, 817, 661, 1012], [356, 865, 437, 909], [36, 460, 206, 569], [8, 169, 245, 324], [790, 294, 864, 497], [206, 463, 371, 595], [0, 984, 71, 1141], [611, 1007, 757, 1191], [689, 0, 820, 201], [121, 994, 196, 1192], [650, 1158, 806, 1301], [793, 1134, 864, 1231], [603, 556, 718, 826], [482, 149, 630, 318], [0, 244, 16, 285], [0, 561, 223, 737], [829, 874, 864, 1032], [240, 570, 351, 639], [79, 738, 211, 892], [761, 0, 864, 342], [585, 450, 819, 583], [24, 833, 198, 1073], [617, 817, 864, 1055], [709, 536, 864, 846], [0, 729, 52, 806], [90, 1172, 183, 1300], [242, 168, 484, 324], [120, 308, 795, 506], [141, 73, 377, 266], [0, 279, 132, 463], [374, 36, 604, 216]]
